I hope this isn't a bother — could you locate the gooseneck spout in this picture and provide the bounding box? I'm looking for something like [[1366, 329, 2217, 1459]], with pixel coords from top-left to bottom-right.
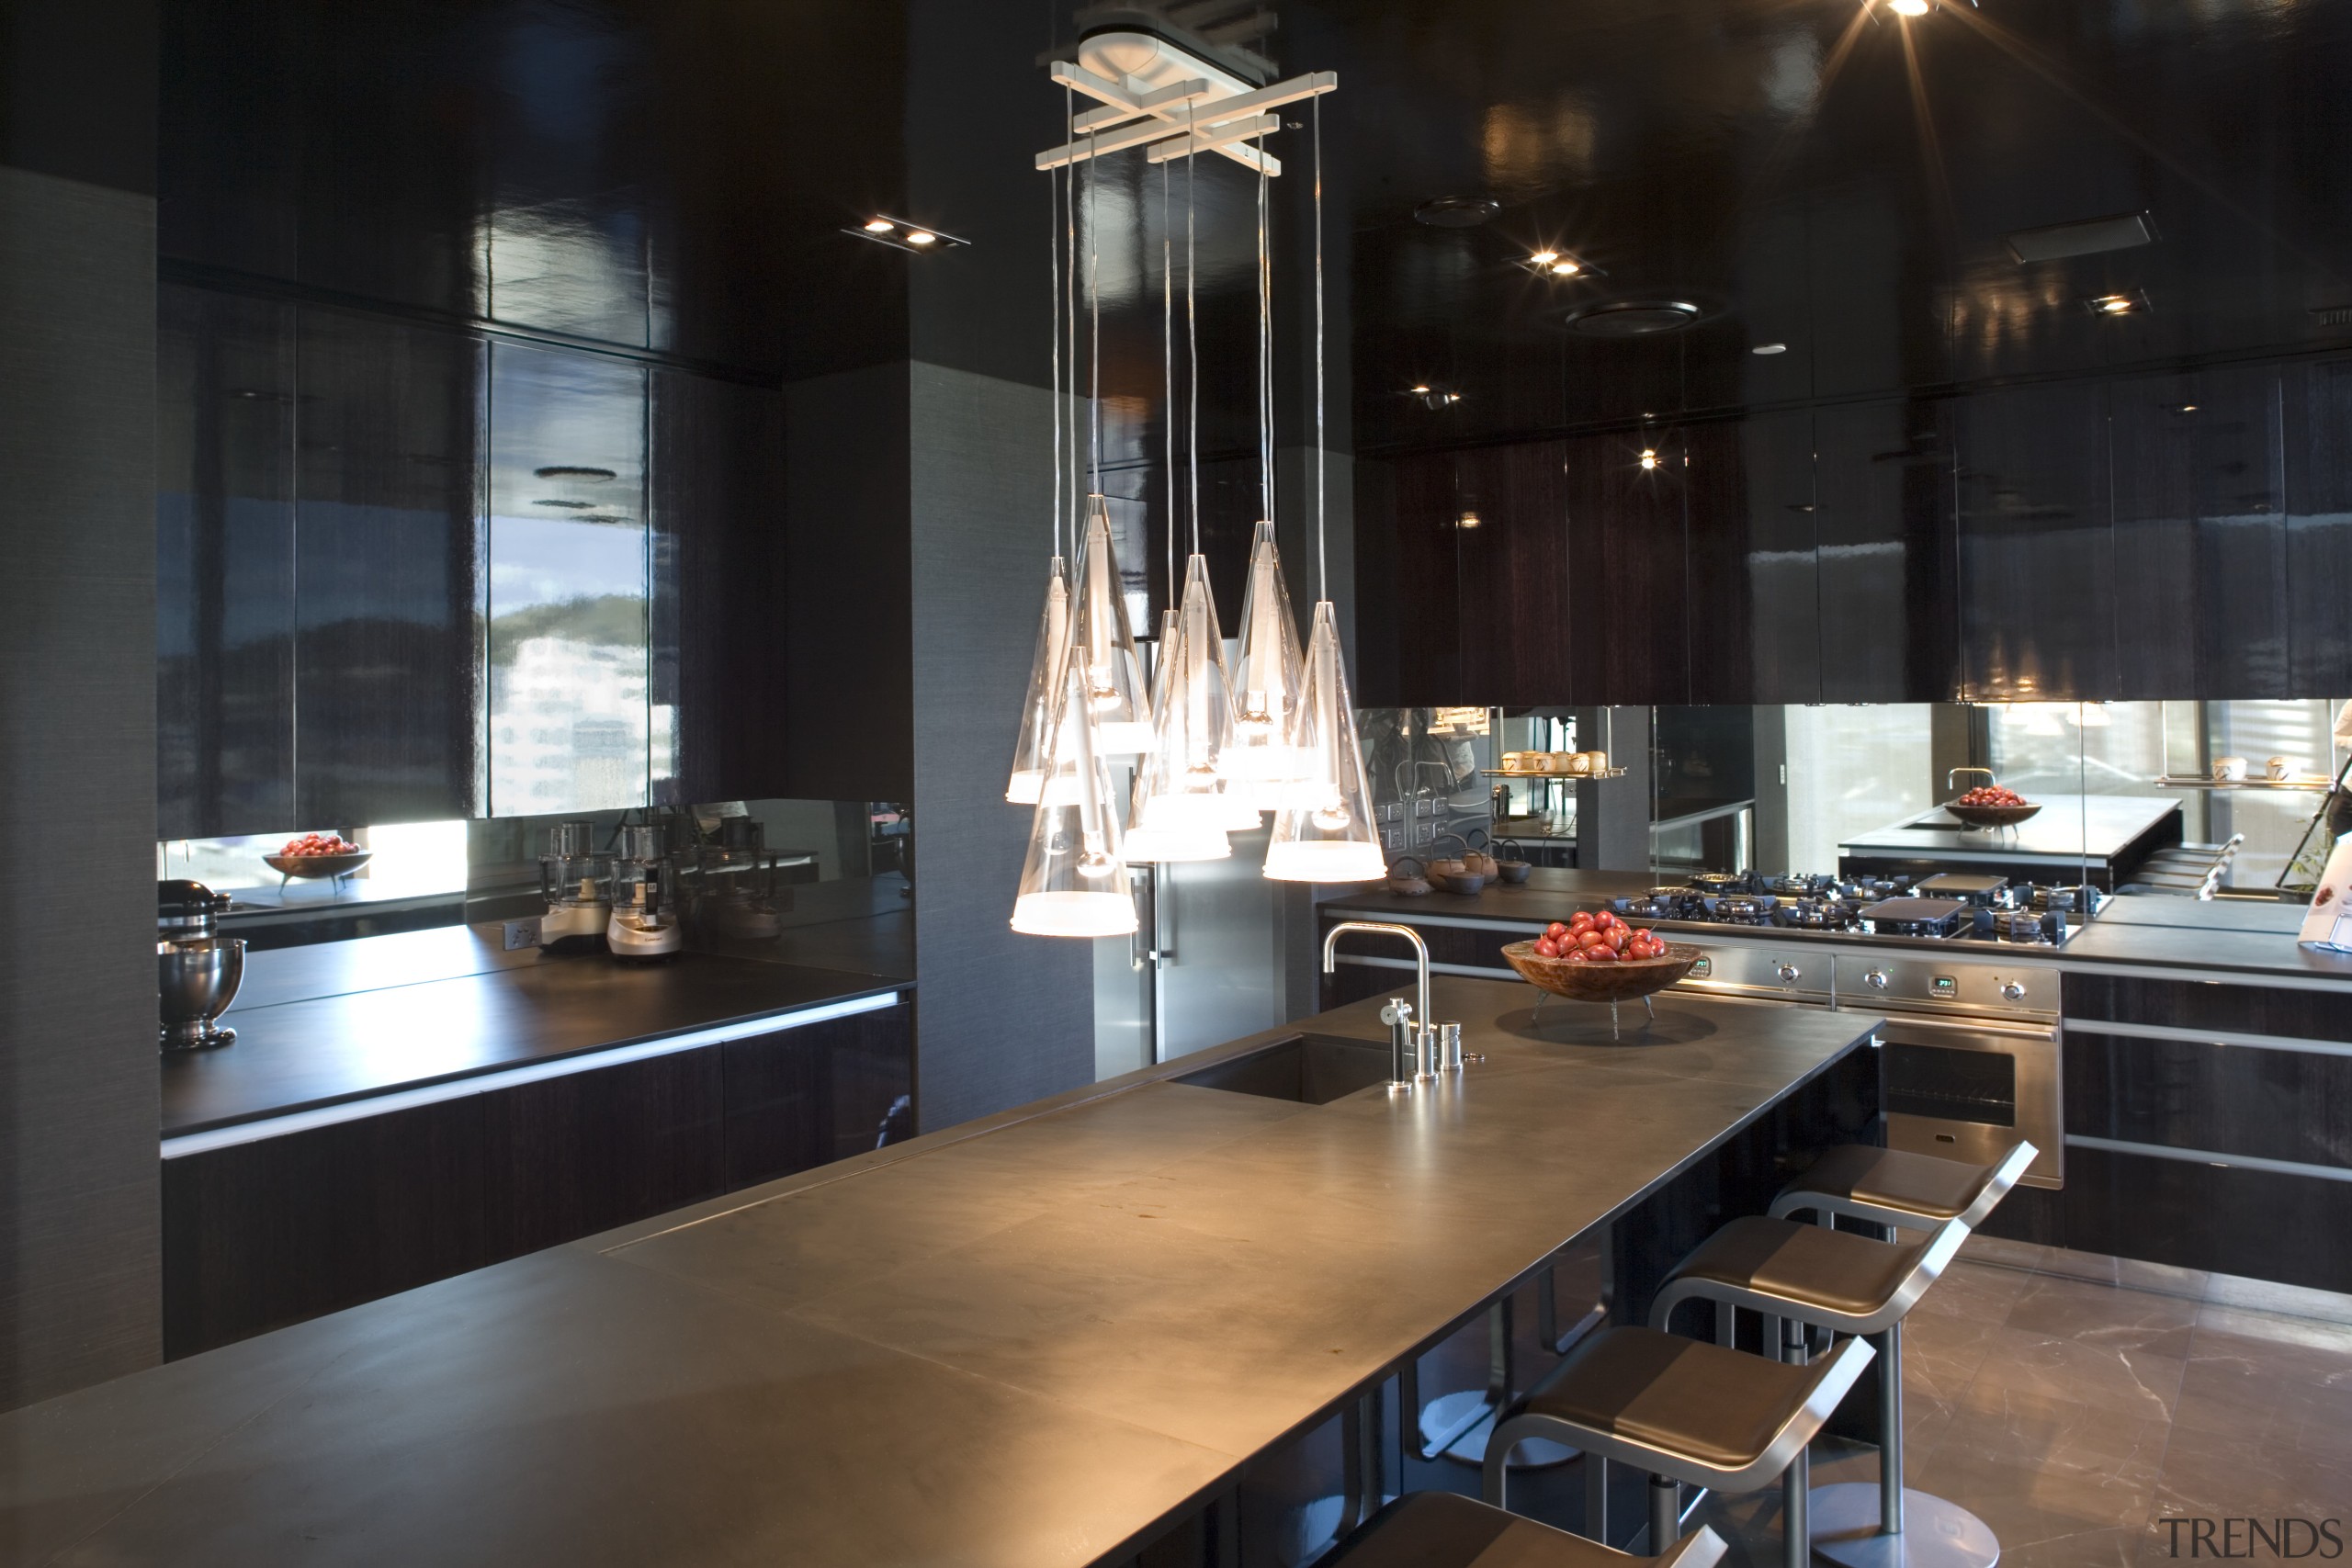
[[1322, 920, 1435, 1088]]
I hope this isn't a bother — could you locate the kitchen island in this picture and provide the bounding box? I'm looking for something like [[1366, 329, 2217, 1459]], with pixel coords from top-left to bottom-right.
[[1838, 791, 2184, 887], [10, 979, 1878, 1567]]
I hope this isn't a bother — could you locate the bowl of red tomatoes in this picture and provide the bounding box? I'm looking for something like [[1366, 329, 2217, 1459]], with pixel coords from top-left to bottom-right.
[[1502, 911, 1702, 1003], [263, 832, 373, 880], [1942, 784, 2041, 829]]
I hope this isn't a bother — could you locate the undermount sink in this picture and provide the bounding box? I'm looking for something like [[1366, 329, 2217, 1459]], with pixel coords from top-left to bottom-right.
[[1174, 1032, 1396, 1105]]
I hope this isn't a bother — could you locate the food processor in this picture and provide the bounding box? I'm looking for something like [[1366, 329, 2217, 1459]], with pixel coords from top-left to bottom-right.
[[690, 817, 788, 940], [606, 822, 683, 961], [157, 878, 243, 1050], [538, 819, 613, 952]]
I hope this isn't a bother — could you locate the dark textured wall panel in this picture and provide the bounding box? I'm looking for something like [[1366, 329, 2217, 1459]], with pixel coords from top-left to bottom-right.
[[909, 365, 1094, 1131], [0, 165, 161, 1410]]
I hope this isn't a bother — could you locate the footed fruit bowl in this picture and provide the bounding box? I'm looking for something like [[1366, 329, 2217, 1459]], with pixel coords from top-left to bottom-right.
[[1502, 940, 1703, 1004], [1942, 801, 2041, 829]]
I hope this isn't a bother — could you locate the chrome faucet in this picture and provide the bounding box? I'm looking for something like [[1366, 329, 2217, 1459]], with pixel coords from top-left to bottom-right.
[[1322, 920, 1437, 1088]]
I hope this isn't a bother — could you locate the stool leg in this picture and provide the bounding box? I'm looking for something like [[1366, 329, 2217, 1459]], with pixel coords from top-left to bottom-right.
[[1587, 1454, 1609, 1544], [1650, 1474, 1679, 1553], [1880, 1320, 1905, 1535], [1782, 1316, 1810, 1568]]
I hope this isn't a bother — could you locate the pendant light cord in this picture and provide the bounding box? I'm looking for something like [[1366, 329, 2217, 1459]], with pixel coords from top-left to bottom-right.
[[1313, 92, 1327, 603], [1088, 121, 1101, 498], [1162, 157, 1174, 601], [1049, 136, 1062, 562], [1065, 88, 1080, 547], [1256, 126, 1273, 529], [1186, 104, 1200, 558]]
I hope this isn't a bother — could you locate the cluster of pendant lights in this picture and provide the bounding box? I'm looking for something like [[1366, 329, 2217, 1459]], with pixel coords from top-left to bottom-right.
[[1010, 89, 1382, 937]]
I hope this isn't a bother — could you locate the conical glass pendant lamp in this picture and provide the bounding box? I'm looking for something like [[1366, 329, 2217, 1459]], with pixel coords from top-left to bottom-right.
[[1005, 557, 1069, 804], [1264, 602, 1385, 882], [1069, 496, 1153, 755], [1264, 96, 1383, 883], [1125, 598, 1229, 863], [1221, 520, 1308, 809], [1012, 662, 1138, 936], [1128, 554, 1250, 860]]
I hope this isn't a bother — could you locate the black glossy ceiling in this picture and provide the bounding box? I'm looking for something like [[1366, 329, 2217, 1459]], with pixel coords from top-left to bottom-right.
[[158, 0, 2352, 456], [1301, 0, 2352, 450]]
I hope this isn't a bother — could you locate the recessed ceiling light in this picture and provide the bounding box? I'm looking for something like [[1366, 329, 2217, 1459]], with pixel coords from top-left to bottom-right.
[[2004, 211, 2156, 265], [1550, 260, 1580, 276], [1457, 511, 1482, 529], [843, 216, 967, 254], [1531, 250, 1559, 265], [1753, 343, 1788, 355], [1639, 448, 1660, 471], [1565, 299, 1702, 337], [1889, 0, 1929, 15], [1415, 197, 1500, 228], [1410, 384, 1431, 394], [2085, 289, 2150, 316]]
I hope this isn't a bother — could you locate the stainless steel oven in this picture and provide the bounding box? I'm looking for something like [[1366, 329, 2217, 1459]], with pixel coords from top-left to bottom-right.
[[1833, 953, 2063, 1189]]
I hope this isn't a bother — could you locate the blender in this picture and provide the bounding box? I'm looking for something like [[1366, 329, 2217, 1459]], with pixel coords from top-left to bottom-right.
[[538, 819, 613, 953], [691, 817, 788, 940], [606, 822, 683, 961]]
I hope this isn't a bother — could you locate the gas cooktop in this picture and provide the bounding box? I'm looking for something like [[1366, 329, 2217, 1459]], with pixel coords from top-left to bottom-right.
[[1612, 871, 2105, 946]]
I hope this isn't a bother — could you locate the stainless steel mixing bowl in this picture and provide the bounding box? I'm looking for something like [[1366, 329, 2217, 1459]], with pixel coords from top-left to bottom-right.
[[158, 936, 244, 1050]]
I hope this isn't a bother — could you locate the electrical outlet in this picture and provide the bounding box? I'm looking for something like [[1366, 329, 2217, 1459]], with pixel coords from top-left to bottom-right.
[[503, 918, 543, 952]]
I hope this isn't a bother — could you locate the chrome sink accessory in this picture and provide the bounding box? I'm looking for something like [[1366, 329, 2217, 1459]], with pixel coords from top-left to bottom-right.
[[1324, 919, 1434, 1088]]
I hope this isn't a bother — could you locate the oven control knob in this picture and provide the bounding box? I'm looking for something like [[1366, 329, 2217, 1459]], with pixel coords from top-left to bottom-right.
[[2000, 978, 2027, 1003], [1864, 968, 1890, 990], [1776, 963, 1802, 985]]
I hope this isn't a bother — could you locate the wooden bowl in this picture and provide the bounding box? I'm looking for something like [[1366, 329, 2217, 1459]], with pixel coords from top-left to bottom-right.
[[263, 850, 373, 880], [1502, 940, 1702, 1003], [1942, 802, 2041, 829]]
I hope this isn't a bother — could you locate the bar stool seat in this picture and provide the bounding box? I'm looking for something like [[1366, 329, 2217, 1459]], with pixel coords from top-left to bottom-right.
[[1654, 1215, 1963, 1335], [1770, 1141, 2035, 1232], [1323, 1492, 1728, 1568], [1483, 1326, 1872, 1568]]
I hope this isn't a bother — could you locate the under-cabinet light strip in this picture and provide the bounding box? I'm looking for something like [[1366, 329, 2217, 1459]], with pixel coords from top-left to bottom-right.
[[160, 990, 907, 1159]]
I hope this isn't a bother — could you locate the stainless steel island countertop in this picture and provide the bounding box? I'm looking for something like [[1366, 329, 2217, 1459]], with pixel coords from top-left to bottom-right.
[[8, 979, 1877, 1568]]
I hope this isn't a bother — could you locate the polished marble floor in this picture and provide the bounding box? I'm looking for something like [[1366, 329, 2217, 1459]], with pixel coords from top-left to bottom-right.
[[1687, 1234, 2352, 1568]]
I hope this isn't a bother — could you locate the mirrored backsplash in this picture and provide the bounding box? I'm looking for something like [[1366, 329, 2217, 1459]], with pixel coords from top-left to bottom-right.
[[1357, 700, 2349, 897]]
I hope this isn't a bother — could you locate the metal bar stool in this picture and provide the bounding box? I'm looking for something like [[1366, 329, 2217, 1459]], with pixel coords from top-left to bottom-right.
[[1758, 1142, 2039, 1568], [1481, 1326, 1873, 1568], [1324, 1492, 1729, 1568]]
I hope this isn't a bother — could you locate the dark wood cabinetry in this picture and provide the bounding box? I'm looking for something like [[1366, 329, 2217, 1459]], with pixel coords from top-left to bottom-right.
[[164, 1001, 912, 1358], [1956, 383, 2118, 701], [1358, 356, 2344, 705]]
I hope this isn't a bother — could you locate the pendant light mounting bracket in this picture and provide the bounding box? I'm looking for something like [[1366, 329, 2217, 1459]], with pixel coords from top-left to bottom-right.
[[1037, 36, 1333, 176]]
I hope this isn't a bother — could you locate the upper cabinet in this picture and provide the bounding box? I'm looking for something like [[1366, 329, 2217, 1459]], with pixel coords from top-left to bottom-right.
[[2285, 356, 2352, 698], [1814, 400, 1960, 704], [1563, 428, 1691, 706], [1685, 412, 1819, 705], [1955, 384, 2117, 702], [2111, 367, 2288, 700], [1453, 442, 1570, 709]]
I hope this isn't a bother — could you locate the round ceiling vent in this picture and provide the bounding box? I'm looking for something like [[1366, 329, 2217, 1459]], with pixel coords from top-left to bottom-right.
[[1564, 299, 1703, 337], [1414, 196, 1500, 228]]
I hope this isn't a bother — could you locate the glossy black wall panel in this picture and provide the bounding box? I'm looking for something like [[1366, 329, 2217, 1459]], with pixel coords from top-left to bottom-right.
[[1686, 412, 1819, 705], [2285, 356, 2352, 698], [293, 309, 481, 825], [156, 284, 297, 838], [651, 367, 789, 805], [1454, 441, 1569, 707], [1957, 384, 2116, 700]]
